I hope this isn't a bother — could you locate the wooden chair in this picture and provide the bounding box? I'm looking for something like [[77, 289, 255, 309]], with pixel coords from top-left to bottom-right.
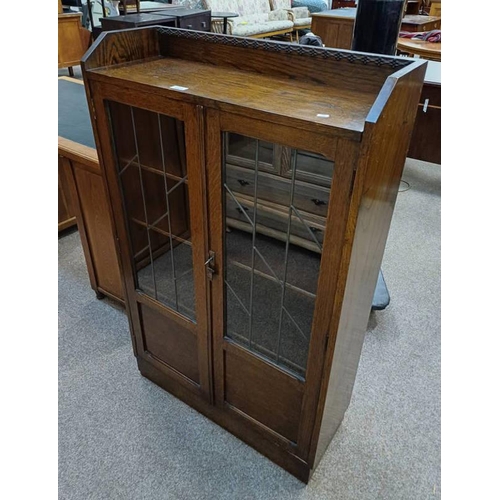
[[270, 0, 311, 42]]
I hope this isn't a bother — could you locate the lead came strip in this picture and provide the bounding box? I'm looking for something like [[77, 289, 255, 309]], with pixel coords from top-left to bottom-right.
[[247, 138, 260, 351], [158, 113, 180, 312], [276, 149, 298, 363], [130, 107, 158, 301]]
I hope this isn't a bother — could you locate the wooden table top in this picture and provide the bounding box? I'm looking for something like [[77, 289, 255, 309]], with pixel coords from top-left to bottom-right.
[[397, 38, 441, 61], [401, 15, 441, 26], [311, 8, 357, 19]]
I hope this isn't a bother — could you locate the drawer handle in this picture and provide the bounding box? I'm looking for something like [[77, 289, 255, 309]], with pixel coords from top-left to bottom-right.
[[237, 179, 250, 187], [311, 198, 327, 206], [236, 207, 249, 214], [186, 24, 193, 29], [201, 22, 207, 28], [310, 227, 322, 233]]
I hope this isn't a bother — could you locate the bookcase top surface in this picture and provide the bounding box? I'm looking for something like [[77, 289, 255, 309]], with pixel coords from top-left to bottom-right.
[[91, 56, 377, 134], [83, 28, 426, 139]]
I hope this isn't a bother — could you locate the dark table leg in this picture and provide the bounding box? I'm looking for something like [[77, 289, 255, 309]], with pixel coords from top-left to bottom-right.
[[88, 0, 95, 32], [223, 17, 228, 34]]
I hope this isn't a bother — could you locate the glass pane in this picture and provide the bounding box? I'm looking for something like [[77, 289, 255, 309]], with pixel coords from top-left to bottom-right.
[[223, 133, 334, 379], [107, 101, 196, 322], [281, 148, 335, 187], [227, 132, 274, 167], [296, 150, 334, 180]]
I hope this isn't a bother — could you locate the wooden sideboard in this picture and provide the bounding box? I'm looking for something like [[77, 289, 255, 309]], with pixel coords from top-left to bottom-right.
[[310, 8, 356, 49], [58, 77, 124, 303], [82, 27, 426, 482], [58, 12, 91, 75]]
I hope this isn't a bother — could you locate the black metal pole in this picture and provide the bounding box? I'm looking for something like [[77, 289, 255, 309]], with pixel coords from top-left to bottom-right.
[[351, 0, 406, 55]]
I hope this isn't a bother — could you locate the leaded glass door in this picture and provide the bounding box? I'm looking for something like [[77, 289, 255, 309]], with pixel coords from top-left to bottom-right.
[[90, 84, 211, 400], [207, 111, 342, 456]]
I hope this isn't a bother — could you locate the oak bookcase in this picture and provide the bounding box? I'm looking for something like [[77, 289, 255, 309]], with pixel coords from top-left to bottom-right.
[[82, 28, 426, 482]]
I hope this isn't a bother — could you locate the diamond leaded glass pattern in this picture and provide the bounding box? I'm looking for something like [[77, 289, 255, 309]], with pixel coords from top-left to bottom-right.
[[108, 101, 196, 322], [223, 133, 333, 379]]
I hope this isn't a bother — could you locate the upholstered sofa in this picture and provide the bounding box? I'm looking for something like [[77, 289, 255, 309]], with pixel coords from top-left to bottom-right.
[[203, 0, 294, 38], [270, 0, 312, 40], [291, 0, 328, 13], [169, 0, 205, 8]]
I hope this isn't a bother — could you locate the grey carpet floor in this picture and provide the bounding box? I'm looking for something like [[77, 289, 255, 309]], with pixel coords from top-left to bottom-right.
[[59, 158, 440, 499]]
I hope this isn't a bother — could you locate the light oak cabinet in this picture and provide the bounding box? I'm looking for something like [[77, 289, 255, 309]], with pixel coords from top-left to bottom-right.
[[82, 28, 426, 482], [58, 77, 124, 303], [58, 12, 90, 74]]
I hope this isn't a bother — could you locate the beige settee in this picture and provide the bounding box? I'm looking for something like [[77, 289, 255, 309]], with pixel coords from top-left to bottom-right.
[[203, 0, 294, 38]]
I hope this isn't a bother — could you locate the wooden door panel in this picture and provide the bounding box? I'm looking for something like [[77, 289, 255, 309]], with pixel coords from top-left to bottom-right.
[[224, 346, 303, 443], [206, 109, 351, 458], [89, 81, 211, 400], [73, 165, 123, 298], [140, 303, 200, 384]]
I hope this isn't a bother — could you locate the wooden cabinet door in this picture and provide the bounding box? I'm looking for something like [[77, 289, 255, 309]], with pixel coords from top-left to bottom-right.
[[90, 83, 211, 401], [206, 110, 354, 459]]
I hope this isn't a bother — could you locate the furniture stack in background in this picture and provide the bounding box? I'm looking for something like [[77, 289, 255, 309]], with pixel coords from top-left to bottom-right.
[[58, 1, 91, 76]]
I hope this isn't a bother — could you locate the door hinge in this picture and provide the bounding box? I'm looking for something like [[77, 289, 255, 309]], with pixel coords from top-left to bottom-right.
[[205, 250, 216, 281]]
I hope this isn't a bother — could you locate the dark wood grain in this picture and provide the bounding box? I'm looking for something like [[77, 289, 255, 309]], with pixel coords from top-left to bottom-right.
[[89, 57, 376, 140], [157, 29, 398, 94], [296, 137, 360, 460], [88, 80, 212, 401], [224, 345, 303, 443], [140, 303, 200, 383], [81, 27, 160, 72], [82, 28, 427, 483], [310, 61, 427, 468]]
